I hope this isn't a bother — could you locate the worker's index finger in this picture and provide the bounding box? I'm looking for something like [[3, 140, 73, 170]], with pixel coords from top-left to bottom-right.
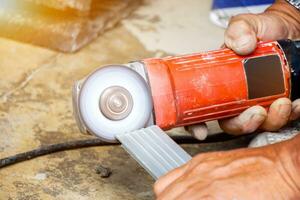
[[219, 105, 267, 135], [154, 164, 186, 196]]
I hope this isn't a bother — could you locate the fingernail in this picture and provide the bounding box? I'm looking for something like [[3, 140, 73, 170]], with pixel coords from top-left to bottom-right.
[[189, 126, 208, 140], [278, 104, 291, 118]]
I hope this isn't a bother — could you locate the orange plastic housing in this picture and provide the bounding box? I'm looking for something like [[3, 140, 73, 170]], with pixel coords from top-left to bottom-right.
[[143, 41, 291, 130]]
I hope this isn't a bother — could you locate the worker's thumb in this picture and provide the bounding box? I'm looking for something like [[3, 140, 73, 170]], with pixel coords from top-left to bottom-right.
[[224, 14, 258, 55], [225, 9, 294, 55]]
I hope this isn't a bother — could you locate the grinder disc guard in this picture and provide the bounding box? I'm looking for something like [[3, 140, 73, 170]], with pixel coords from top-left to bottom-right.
[[75, 65, 153, 142]]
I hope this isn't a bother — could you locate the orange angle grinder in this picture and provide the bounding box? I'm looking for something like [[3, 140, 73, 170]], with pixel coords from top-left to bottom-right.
[[73, 40, 300, 143]]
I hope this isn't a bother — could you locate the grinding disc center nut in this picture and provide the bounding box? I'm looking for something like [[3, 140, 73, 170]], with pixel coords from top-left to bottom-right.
[[107, 93, 128, 113], [100, 86, 133, 120]]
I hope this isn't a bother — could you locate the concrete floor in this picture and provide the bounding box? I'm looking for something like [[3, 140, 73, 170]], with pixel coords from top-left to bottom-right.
[[0, 0, 230, 199]]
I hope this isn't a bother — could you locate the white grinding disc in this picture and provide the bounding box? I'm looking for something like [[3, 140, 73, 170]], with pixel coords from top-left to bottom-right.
[[79, 65, 153, 142]]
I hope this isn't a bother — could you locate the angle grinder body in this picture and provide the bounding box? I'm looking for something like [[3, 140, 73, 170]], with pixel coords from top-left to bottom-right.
[[73, 40, 300, 142]]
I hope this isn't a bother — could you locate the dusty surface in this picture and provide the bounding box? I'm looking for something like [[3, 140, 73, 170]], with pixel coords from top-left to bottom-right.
[[0, 0, 229, 199], [0, 26, 155, 200], [123, 0, 224, 54], [0, 0, 141, 52]]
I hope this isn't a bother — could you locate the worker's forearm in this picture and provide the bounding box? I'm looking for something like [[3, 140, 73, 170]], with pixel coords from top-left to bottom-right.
[[265, 0, 300, 39]]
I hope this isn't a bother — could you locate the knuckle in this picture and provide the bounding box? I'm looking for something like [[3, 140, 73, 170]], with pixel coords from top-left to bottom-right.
[[184, 183, 198, 195], [234, 20, 250, 30], [184, 159, 207, 176], [230, 13, 254, 24], [191, 163, 205, 173], [228, 17, 250, 31], [185, 158, 199, 171]]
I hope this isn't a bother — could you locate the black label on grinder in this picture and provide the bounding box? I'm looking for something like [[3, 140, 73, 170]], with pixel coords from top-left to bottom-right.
[[243, 55, 285, 99]]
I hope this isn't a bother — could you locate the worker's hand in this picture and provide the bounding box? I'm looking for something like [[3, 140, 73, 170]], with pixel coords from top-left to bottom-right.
[[224, 1, 300, 56], [188, 0, 300, 139], [154, 135, 300, 199]]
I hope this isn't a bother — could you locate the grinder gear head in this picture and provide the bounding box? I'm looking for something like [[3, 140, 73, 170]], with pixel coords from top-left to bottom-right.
[[73, 65, 153, 142]]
